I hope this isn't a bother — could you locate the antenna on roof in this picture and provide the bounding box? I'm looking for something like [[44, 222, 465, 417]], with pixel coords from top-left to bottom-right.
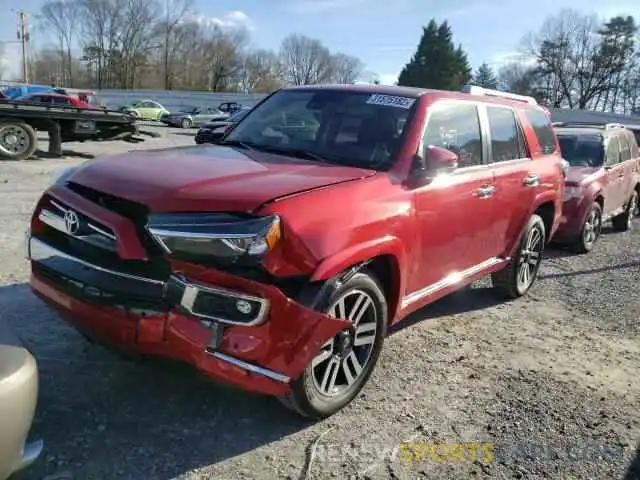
[[461, 84, 538, 105]]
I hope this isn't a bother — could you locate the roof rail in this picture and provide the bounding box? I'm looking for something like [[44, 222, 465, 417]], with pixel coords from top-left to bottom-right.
[[552, 121, 626, 130], [461, 84, 538, 105]]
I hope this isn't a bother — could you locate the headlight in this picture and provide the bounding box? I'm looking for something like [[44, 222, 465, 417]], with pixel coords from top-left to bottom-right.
[[51, 166, 78, 186], [146, 213, 281, 264]]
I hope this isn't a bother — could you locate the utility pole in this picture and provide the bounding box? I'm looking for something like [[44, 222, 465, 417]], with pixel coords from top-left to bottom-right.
[[17, 10, 30, 83]]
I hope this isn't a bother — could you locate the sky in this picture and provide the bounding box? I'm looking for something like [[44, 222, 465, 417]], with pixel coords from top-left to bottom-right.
[[1, 0, 640, 85]]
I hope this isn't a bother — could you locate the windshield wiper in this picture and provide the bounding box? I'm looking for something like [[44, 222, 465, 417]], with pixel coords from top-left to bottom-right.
[[251, 145, 333, 164], [219, 139, 254, 151]]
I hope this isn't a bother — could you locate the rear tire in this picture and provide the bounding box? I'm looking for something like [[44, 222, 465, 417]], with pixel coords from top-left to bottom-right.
[[571, 202, 602, 254], [611, 190, 638, 232], [0, 120, 37, 160], [279, 269, 387, 419], [492, 214, 546, 299]]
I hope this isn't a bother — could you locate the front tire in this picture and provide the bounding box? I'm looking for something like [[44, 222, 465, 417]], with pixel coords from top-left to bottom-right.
[[181, 118, 192, 129], [280, 270, 387, 419], [492, 214, 546, 299], [571, 202, 602, 254]]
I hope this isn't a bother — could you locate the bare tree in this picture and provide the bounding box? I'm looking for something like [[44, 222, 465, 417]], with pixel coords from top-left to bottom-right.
[[239, 49, 284, 92], [158, 0, 193, 89], [40, 0, 79, 85], [331, 53, 364, 83], [280, 34, 334, 85]]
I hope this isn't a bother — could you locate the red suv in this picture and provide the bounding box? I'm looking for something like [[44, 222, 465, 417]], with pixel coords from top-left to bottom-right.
[[26, 84, 564, 418], [553, 122, 640, 252]]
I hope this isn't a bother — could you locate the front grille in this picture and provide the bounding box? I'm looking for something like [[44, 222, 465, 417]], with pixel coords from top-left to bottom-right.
[[65, 182, 163, 256]]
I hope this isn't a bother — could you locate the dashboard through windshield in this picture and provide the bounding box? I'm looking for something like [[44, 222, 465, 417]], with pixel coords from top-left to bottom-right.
[[224, 89, 416, 170]]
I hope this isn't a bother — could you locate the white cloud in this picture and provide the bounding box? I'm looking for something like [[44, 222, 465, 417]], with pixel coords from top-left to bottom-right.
[[486, 50, 536, 68], [0, 44, 21, 81], [184, 10, 255, 31], [377, 73, 399, 86]]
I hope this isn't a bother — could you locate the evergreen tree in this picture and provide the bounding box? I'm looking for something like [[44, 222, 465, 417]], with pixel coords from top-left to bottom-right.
[[397, 19, 472, 90], [472, 62, 498, 89]]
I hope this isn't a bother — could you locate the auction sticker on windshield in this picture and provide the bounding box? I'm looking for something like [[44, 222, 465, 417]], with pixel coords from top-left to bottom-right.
[[366, 94, 416, 109]]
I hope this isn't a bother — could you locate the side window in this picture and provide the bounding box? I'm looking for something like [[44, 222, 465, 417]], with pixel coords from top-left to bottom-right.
[[486, 106, 527, 162], [605, 137, 621, 165], [140, 101, 155, 108], [423, 102, 483, 168], [524, 109, 557, 154], [619, 135, 631, 161], [52, 97, 70, 105]]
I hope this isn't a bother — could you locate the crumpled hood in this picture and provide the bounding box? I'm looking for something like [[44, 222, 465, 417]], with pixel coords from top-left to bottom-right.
[[68, 145, 376, 212]]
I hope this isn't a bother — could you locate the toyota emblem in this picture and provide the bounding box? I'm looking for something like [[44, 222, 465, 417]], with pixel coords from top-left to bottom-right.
[[64, 210, 80, 235]]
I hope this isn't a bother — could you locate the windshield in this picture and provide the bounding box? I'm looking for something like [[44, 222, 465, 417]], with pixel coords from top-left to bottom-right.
[[224, 89, 416, 170], [557, 134, 604, 167]]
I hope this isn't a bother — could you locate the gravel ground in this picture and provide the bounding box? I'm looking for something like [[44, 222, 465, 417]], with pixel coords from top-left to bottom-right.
[[0, 126, 638, 480]]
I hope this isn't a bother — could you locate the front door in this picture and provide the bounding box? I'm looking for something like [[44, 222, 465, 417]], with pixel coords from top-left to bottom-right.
[[482, 105, 538, 257], [407, 101, 499, 300]]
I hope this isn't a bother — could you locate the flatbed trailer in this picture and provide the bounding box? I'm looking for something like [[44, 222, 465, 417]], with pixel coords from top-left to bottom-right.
[[0, 100, 156, 160]]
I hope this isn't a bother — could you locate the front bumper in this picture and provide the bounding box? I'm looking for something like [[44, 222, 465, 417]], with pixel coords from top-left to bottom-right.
[[27, 235, 348, 396], [554, 196, 588, 241]]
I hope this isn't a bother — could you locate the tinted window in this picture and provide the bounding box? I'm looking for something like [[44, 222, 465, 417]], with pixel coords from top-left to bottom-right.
[[619, 135, 631, 161], [51, 97, 70, 105], [605, 137, 621, 165], [226, 89, 414, 170], [524, 109, 556, 154], [486, 106, 527, 162], [557, 134, 604, 167], [423, 102, 483, 168], [140, 101, 156, 108]]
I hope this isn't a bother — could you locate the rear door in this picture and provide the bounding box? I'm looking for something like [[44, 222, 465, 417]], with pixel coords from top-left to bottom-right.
[[603, 136, 626, 215], [618, 132, 637, 201], [480, 104, 537, 257], [408, 100, 499, 295]]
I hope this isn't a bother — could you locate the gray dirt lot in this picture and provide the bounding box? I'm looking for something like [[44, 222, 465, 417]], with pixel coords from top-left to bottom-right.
[[0, 125, 638, 480]]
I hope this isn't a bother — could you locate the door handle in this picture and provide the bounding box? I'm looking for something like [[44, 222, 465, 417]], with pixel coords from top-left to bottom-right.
[[474, 185, 495, 198], [523, 174, 540, 187]]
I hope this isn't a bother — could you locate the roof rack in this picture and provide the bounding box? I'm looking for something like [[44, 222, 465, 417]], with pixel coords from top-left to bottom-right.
[[552, 121, 626, 130], [461, 84, 538, 105]]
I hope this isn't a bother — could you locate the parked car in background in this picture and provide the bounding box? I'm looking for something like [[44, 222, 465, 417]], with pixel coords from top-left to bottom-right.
[[553, 122, 640, 252], [26, 84, 564, 419], [194, 107, 251, 144], [217, 101, 245, 116], [14, 93, 98, 109], [160, 106, 227, 128], [0, 340, 42, 479], [118, 99, 169, 121]]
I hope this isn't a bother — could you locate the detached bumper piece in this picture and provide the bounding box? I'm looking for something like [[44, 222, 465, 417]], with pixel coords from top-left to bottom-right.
[[27, 236, 292, 393]]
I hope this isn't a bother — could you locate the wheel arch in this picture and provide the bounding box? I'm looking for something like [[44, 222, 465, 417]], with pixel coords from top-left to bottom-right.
[[309, 238, 406, 323], [533, 200, 555, 243]]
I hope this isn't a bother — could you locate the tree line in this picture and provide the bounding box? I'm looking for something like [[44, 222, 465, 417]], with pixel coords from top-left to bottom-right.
[[21, 0, 369, 92], [397, 11, 640, 115]]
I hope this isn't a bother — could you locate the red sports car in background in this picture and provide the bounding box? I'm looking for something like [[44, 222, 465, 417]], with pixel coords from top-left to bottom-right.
[[15, 93, 98, 109]]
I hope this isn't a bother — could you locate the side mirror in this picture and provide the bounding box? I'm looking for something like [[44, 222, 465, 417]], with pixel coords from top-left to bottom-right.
[[424, 145, 459, 175]]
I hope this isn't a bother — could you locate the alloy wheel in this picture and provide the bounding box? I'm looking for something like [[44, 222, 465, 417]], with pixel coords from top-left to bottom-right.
[[311, 289, 378, 397], [517, 226, 543, 292], [0, 124, 30, 156], [629, 191, 639, 224], [583, 208, 602, 247]]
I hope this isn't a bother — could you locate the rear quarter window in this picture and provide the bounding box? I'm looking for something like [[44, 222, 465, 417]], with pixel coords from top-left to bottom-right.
[[524, 109, 557, 155]]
